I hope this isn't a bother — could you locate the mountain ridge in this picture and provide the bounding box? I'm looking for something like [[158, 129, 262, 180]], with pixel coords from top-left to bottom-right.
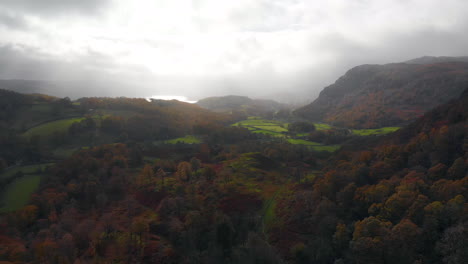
[[295, 59, 468, 128], [405, 55, 468, 64], [197, 95, 287, 117]]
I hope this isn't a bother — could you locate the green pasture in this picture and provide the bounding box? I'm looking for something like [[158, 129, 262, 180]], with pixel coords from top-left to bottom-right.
[[310, 144, 341, 152], [22, 117, 85, 138], [287, 139, 321, 146], [254, 125, 288, 133], [232, 118, 341, 152], [352, 126, 400, 136], [0, 163, 54, 180], [232, 119, 284, 127], [232, 119, 287, 137], [313, 123, 333, 130], [287, 138, 340, 152], [252, 130, 285, 137], [232, 117, 397, 152], [233, 118, 334, 135], [53, 147, 80, 158], [0, 174, 42, 213]]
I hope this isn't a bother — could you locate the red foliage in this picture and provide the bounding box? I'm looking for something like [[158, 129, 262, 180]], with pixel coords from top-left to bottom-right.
[[269, 227, 302, 259], [0, 235, 26, 261], [211, 163, 224, 173], [219, 193, 262, 215], [134, 190, 168, 210]]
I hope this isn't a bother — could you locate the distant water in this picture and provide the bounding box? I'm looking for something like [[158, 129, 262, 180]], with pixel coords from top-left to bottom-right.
[[146, 95, 197, 103]]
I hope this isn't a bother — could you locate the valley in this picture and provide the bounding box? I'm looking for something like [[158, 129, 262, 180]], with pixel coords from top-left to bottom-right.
[[1, 0, 467, 261], [0, 57, 467, 264]]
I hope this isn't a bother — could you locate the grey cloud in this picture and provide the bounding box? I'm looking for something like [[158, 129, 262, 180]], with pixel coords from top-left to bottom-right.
[[0, 45, 124, 97], [339, 31, 466, 64], [1, 1, 468, 105], [0, 0, 111, 17], [228, 0, 302, 32], [0, 45, 197, 99], [0, 45, 105, 80], [0, 43, 311, 103], [300, 25, 468, 89], [0, 10, 29, 30]]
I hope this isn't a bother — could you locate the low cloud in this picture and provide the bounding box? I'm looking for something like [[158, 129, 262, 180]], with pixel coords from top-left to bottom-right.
[[0, 10, 29, 30], [0, 0, 467, 103], [0, 0, 111, 17]]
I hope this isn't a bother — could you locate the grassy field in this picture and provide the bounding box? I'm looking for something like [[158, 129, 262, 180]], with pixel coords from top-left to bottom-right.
[[232, 119, 285, 127], [352, 127, 400, 136], [232, 119, 336, 135], [254, 125, 288, 133], [0, 174, 42, 213], [232, 118, 396, 152], [252, 130, 285, 137], [232, 118, 341, 152], [310, 144, 341, 152], [232, 119, 287, 137], [53, 147, 80, 159], [314, 123, 333, 130], [22, 117, 85, 138], [0, 163, 54, 180], [287, 139, 321, 146], [287, 139, 340, 152], [164, 135, 201, 144]]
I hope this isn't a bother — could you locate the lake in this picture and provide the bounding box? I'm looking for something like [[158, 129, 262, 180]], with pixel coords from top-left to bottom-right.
[[146, 95, 197, 103]]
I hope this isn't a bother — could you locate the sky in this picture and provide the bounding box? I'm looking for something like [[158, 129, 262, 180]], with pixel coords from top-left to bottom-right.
[[0, 0, 468, 102]]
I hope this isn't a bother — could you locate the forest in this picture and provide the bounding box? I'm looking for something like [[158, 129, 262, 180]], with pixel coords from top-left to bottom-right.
[[0, 85, 466, 264]]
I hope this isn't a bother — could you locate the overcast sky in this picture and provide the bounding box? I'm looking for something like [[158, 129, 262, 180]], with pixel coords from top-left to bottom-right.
[[0, 0, 468, 101]]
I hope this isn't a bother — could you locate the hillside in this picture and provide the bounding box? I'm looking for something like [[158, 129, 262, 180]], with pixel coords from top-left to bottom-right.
[[295, 60, 468, 128], [274, 88, 468, 263], [0, 89, 233, 166], [197, 95, 286, 118], [0, 79, 51, 95]]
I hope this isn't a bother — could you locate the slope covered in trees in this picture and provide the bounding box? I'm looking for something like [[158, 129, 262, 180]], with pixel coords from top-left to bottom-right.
[[275, 88, 468, 263], [295, 59, 468, 128], [197, 95, 287, 118]]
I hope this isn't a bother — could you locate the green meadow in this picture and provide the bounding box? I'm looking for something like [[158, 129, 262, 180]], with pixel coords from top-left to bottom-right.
[[287, 139, 340, 152], [287, 139, 321, 146], [313, 123, 333, 130], [53, 147, 80, 159], [352, 126, 401, 136], [252, 130, 285, 137], [310, 144, 341, 152], [0, 163, 55, 213], [0, 163, 54, 180], [0, 175, 42, 213], [22, 117, 85, 138], [232, 119, 287, 137], [231, 118, 397, 152], [232, 118, 341, 152]]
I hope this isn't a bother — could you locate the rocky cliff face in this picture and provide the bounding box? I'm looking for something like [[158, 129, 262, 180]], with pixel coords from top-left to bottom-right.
[[295, 61, 468, 128]]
